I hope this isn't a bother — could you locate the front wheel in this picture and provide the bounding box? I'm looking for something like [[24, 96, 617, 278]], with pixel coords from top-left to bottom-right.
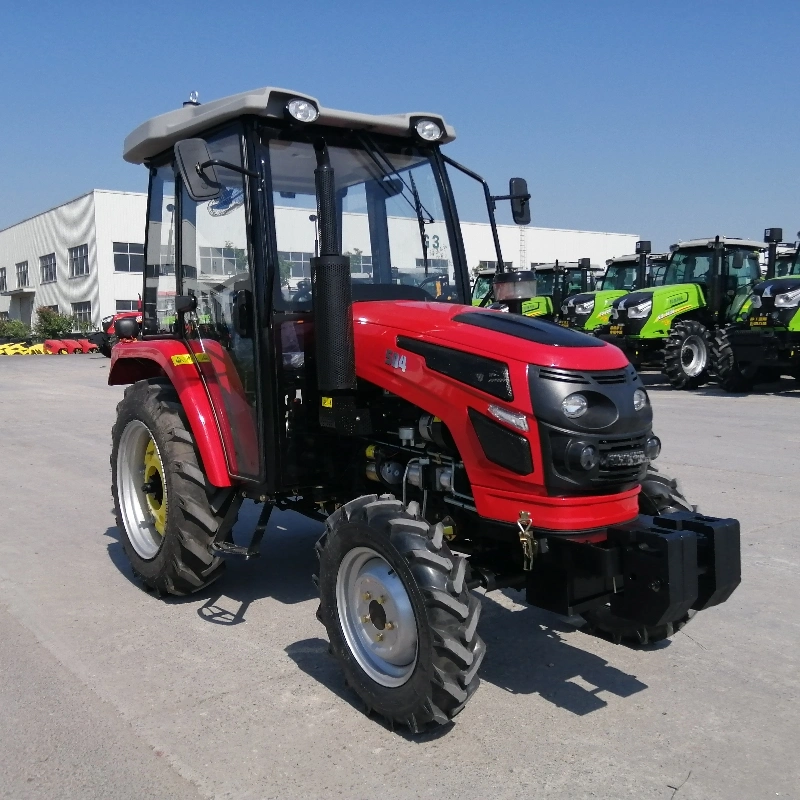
[[111, 378, 230, 595], [316, 495, 485, 732], [712, 326, 754, 392], [663, 319, 711, 389]]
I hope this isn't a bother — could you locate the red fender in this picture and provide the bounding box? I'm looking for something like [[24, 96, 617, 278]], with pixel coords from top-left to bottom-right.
[[77, 338, 98, 353], [108, 340, 241, 488], [60, 340, 84, 354]]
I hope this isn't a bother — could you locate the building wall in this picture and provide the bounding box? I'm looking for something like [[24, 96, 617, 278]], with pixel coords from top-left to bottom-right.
[[1, 189, 638, 326]]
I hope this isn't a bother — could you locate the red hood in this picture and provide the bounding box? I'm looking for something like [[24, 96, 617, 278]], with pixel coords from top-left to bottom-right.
[[352, 301, 628, 371]]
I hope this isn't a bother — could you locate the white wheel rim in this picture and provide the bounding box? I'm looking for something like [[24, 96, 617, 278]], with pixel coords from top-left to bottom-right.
[[117, 420, 167, 560], [336, 546, 418, 687], [680, 334, 707, 377]]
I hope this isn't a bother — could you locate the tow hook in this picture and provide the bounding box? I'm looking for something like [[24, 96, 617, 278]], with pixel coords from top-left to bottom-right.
[[518, 511, 535, 571]]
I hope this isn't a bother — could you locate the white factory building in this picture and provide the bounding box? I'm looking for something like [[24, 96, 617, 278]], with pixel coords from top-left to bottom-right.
[[0, 190, 637, 328]]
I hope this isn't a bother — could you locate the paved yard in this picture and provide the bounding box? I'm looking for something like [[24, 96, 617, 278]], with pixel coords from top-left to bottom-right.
[[0, 357, 797, 799]]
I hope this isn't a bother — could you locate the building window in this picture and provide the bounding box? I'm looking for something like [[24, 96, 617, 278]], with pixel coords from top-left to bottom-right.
[[349, 253, 373, 275], [415, 258, 450, 271], [159, 244, 176, 276], [40, 253, 57, 283], [113, 242, 145, 272], [72, 301, 92, 324], [278, 251, 312, 279], [16, 261, 29, 287], [69, 244, 89, 277], [42, 304, 59, 313], [479, 260, 513, 270], [116, 300, 138, 311], [0, 268, 6, 292], [0, 311, 8, 320], [199, 245, 246, 276]]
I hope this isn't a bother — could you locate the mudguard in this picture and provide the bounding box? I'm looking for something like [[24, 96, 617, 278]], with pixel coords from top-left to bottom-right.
[[108, 339, 257, 487]]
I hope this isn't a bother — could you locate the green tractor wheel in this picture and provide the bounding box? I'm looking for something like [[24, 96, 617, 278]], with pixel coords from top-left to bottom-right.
[[663, 319, 712, 390], [712, 326, 754, 393]]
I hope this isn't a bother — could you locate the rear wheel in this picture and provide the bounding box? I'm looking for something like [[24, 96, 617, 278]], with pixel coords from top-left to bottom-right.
[[581, 466, 695, 644], [713, 326, 754, 392], [111, 378, 230, 595], [316, 495, 485, 732], [663, 319, 711, 389]]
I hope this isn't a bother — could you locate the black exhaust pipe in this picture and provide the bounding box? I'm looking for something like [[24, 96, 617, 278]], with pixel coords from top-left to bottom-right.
[[311, 140, 356, 395], [764, 227, 782, 280], [635, 240, 651, 290]]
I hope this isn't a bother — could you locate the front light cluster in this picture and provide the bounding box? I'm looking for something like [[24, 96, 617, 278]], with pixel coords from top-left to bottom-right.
[[626, 299, 652, 319], [574, 299, 595, 315], [562, 389, 648, 420], [415, 119, 443, 141], [775, 288, 800, 308]]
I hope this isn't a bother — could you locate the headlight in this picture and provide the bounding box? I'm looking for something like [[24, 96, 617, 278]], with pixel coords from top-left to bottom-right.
[[415, 119, 443, 141], [562, 393, 588, 418], [749, 294, 762, 309], [561, 304, 570, 315], [626, 299, 652, 319], [645, 436, 661, 460], [286, 98, 319, 122], [775, 288, 800, 308], [633, 388, 648, 411], [575, 299, 595, 315]]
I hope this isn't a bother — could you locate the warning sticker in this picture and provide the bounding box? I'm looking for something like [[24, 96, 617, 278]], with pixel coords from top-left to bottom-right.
[[321, 397, 333, 408], [171, 353, 210, 366]]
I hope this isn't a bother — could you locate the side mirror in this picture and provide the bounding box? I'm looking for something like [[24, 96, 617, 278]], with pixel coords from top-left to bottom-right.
[[174, 139, 221, 202], [732, 251, 744, 270], [509, 178, 531, 226]]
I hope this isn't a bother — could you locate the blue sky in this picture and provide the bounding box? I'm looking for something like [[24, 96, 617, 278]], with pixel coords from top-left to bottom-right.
[[2, 0, 798, 249]]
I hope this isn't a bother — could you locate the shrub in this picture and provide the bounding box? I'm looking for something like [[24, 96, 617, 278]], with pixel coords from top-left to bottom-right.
[[0, 318, 30, 338], [33, 307, 76, 339]]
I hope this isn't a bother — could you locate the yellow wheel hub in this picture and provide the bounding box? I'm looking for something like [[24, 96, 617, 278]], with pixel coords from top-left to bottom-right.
[[143, 438, 167, 536]]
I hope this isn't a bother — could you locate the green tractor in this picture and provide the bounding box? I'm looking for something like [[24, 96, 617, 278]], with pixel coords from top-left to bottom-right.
[[471, 259, 593, 319], [714, 228, 800, 391], [561, 241, 669, 332], [598, 236, 763, 389]]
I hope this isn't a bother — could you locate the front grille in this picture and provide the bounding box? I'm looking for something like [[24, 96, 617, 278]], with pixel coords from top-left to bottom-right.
[[537, 367, 590, 385], [594, 435, 648, 484], [590, 370, 629, 385]]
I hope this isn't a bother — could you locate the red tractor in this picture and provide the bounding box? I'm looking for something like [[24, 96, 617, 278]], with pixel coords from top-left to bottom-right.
[[91, 302, 142, 357], [109, 88, 740, 731]]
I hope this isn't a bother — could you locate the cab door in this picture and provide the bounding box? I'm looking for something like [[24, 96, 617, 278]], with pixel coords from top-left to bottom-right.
[[178, 128, 265, 481]]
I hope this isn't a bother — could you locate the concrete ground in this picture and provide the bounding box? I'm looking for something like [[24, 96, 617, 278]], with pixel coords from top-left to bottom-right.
[[0, 356, 797, 800]]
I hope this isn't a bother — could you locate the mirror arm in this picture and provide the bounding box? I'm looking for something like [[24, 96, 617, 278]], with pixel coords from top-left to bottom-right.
[[489, 191, 532, 202], [197, 159, 259, 179]]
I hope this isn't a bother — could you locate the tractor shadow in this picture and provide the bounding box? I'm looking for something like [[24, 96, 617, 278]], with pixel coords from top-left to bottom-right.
[[103, 499, 322, 624], [285, 590, 650, 727], [639, 370, 800, 397], [475, 591, 649, 715]]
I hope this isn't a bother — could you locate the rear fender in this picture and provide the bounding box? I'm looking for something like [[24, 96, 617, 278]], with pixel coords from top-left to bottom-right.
[[108, 341, 232, 487]]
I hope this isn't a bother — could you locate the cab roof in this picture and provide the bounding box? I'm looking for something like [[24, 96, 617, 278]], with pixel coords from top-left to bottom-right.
[[123, 86, 456, 164], [672, 237, 764, 250]]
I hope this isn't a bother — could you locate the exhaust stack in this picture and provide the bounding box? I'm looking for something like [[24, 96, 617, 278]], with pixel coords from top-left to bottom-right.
[[311, 140, 356, 395]]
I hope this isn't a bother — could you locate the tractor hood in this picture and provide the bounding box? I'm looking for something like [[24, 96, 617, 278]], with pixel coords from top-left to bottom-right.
[[352, 301, 628, 371], [754, 277, 800, 296]]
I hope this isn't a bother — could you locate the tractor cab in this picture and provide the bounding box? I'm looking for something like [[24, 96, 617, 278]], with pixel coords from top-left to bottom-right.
[[522, 260, 593, 319]]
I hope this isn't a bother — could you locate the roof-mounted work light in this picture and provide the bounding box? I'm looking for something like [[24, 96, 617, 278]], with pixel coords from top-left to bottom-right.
[[286, 98, 320, 123]]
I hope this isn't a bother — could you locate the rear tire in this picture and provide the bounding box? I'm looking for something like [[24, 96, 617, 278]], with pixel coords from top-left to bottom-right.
[[111, 378, 230, 595], [663, 319, 711, 389], [713, 326, 754, 392], [581, 466, 696, 644], [316, 495, 485, 732]]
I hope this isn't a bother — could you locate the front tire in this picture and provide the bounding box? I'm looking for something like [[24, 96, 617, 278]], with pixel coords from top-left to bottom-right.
[[111, 378, 229, 595], [663, 319, 711, 389], [712, 326, 754, 392], [316, 495, 485, 732]]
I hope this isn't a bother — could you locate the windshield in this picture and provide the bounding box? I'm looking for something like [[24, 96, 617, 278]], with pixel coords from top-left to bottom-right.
[[598, 264, 637, 291], [663, 247, 760, 287], [776, 253, 800, 277], [472, 274, 492, 302], [262, 130, 465, 307], [534, 268, 584, 296]]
